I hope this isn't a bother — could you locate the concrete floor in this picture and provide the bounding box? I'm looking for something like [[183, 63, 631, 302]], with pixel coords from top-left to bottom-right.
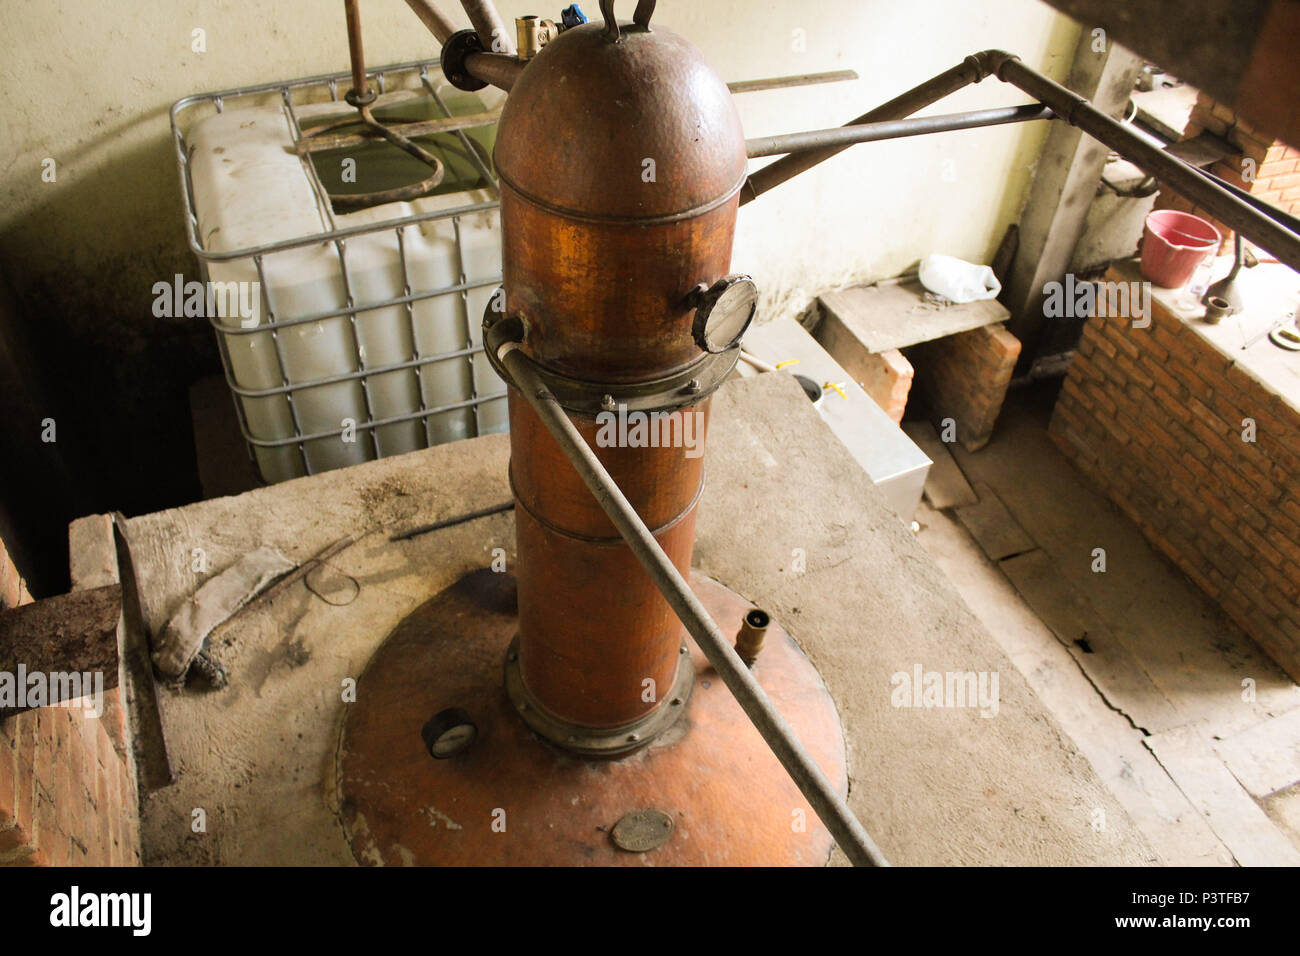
[[114, 373, 1155, 865], [910, 380, 1300, 866]]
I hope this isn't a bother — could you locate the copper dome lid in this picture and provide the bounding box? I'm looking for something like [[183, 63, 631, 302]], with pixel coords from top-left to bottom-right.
[[492, 3, 747, 221]]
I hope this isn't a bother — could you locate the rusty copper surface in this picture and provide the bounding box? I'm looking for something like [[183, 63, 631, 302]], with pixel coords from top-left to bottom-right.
[[336, 569, 847, 866], [490, 13, 747, 739], [493, 22, 746, 222], [507, 392, 709, 727], [507, 392, 709, 537], [514, 500, 696, 728], [501, 195, 739, 381]]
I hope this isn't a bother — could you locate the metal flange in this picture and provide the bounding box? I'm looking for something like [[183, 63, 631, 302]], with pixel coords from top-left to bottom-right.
[[441, 28, 489, 91], [503, 635, 694, 756], [483, 304, 739, 415]]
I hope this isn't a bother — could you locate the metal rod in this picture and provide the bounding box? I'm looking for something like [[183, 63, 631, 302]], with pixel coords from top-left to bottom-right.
[[294, 108, 502, 155], [740, 52, 1004, 204], [727, 69, 859, 95], [745, 104, 1052, 158], [464, 51, 525, 91], [343, 0, 370, 98], [993, 55, 1300, 274], [460, 0, 515, 55], [495, 340, 889, 868], [403, 0, 459, 43]]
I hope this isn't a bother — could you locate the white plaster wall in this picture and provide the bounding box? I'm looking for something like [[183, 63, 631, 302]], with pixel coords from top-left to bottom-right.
[[0, 1, 1079, 516], [0, 0, 1077, 314]]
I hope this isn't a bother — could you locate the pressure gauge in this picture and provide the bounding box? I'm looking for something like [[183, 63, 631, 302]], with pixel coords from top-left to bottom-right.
[[421, 708, 478, 759], [690, 274, 758, 354]]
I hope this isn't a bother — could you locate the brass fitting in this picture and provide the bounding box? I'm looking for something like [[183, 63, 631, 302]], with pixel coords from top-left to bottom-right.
[[516, 16, 559, 60], [735, 609, 771, 667]]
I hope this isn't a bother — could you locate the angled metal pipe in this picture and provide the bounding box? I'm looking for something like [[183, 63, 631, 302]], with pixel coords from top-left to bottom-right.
[[492, 335, 890, 868], [745, 104, 1053, 158], [402, 0, 459, 43], [464, 51, 526, 91], [993, 54, 1300, 273], [740, 51, 1013, 204], [460, 0, 516, 55]]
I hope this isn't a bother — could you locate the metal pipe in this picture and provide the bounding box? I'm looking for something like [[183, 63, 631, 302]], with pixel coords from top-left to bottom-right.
[[460, 0, 515, 55], [993, 55, 1300, 273], [495, 339, 889, 868], [740, 51, 1010, 204], [402, 0, 458, 44], [727, 69, 859, 95], [464, 51, 525, 91], [735, 608, 770, 666], [745, 104, 1052, 158], [343, 0, 370, 98]]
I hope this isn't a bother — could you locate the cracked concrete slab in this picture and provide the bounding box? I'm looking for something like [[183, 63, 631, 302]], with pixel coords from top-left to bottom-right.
[[123, 373, 1150, 865]]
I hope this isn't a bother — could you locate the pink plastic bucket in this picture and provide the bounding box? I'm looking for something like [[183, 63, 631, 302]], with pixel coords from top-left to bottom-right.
[[1139, 210, 1221, 288]]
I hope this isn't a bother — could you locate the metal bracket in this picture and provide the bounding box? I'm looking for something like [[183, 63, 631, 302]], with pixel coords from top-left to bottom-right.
[[504, 635, 693, 756], [483, 300, 738, 414]]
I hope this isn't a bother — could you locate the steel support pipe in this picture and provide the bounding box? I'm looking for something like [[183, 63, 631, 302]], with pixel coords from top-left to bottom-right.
[[740, 51, 1010, 204], [343, 0, 370, 98], [402, 0, 458, 44], [460, 0, 516, 55], [464, 51, 525, 91], [493, 339, 890, 868], [739, 47, 1300, 273], [993, 55, 1300, 274], [745, 104, 1053, 158]]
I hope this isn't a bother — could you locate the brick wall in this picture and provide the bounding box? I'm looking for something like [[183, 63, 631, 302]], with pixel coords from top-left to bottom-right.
[[905, 324, 1022, 451], [1158, 91, 1300, 253], [0, 532, 141, 866], [1050, 269, 1300, 682]]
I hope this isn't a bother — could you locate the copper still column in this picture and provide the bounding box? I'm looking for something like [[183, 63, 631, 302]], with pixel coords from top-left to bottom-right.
[[487, 2, 752, 753], [338, 0, 857, 866]]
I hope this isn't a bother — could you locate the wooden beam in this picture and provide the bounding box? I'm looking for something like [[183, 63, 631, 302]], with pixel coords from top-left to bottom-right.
[[0, 584, 121, 715]]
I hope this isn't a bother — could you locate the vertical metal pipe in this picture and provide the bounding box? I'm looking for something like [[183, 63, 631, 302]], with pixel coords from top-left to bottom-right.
[[460, 0, 516, 55], [495, 340, 889, 868], [343, 0, 369, 97], [740, 54, 1004, 204], [403, 0, 459, 44]]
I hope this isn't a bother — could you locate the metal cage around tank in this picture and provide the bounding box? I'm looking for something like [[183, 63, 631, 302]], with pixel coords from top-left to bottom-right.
[[170, 58, 506, 484]]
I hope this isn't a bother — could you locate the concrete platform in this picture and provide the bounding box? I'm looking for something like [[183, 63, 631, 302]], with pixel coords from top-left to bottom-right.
[[109, 373, 1150, 865]]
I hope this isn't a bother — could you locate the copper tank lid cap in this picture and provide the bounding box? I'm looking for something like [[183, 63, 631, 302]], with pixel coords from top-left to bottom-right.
[[492, 1, 747, 221]]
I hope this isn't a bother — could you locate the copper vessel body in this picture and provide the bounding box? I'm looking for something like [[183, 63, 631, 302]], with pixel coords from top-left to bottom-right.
[[493, 19, 747, 737], [510, 392, 709, 727]]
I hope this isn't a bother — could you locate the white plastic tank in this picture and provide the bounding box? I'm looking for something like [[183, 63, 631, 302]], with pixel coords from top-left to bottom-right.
[[186, 81, 506, 483]]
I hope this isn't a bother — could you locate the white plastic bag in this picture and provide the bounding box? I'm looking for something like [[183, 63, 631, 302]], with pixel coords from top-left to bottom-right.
[[918, 254, 1001, 304]]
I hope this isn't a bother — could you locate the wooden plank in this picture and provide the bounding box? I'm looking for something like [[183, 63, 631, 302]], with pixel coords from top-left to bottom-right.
[[818, 277, 1009, 354], [0, 585, 121, 715], [903, 421, 977, 509], [954, 482, 1036, 561], [1215, 707, 1300, 798], [1000, 549, 1183, 734], [1146, 723, 1300, 867]]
